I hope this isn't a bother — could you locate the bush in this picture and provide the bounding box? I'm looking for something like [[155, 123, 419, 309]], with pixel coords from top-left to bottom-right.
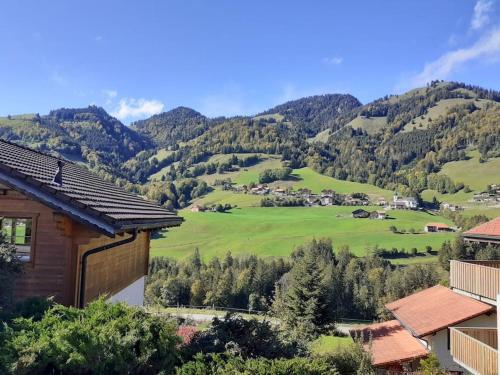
[[0, 298, 180, 375], [182, 313, 301, 360], [0, 235, 22, 315], [176, 353, 340, 375]]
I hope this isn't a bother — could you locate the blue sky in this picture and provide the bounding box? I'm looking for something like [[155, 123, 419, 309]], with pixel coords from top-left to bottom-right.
[[1, 0, 499, 122]]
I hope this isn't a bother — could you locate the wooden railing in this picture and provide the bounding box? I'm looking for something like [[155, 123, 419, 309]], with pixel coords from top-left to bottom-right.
[[450, 260, 500, 301], [450, 327, 498, 375]]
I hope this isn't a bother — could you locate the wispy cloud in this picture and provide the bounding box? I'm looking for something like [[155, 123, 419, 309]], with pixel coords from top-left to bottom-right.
[[321, 56, 343, 65], [102, 89, 117, 105], [111, 98, 164, 121], [407, 28, 500, 88], [51, 71, 69, 87], [471, 0, 495, 30]]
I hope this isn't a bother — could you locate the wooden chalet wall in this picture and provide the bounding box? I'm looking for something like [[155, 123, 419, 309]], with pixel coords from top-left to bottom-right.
[[76, 231, 150, 306], [0, 184, 151, 306]]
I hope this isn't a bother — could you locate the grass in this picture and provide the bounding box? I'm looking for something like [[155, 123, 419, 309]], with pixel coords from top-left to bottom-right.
[[346, 116, 388, 135], [402, 98, 493, 132], [310, 335, 353, 355], [149, 148, 173, 162], [0, 114, 35, 128], [151, 206, 454, 260], [421, 150, 500, 218]]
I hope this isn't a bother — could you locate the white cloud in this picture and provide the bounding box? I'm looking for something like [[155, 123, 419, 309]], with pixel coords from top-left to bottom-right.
[[102, 89, 118, 105], [111, 98, 164, 121], [51, 71, 69, 87], [321, 56, 343, 65], [408, 28, 500, 88], [471, 0, 495, 30]]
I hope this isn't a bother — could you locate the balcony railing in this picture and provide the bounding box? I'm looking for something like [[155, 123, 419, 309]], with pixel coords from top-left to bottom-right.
[[450, 260, 500, 302], [450, 327, 498, 375]]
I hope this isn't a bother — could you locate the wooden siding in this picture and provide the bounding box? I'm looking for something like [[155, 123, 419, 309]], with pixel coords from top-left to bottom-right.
[[450, 260, 500, 301], [1, 188, 76, 305], [1, 187, 151, 307], [76, 231, 149, 306], [450, 327, 498, 375]]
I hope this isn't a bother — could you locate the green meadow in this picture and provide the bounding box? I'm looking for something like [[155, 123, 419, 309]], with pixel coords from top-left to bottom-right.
[[151, 206, 454, 261]]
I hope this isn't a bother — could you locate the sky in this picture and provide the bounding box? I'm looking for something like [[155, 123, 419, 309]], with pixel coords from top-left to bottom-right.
[[1, 0, 500, 123]]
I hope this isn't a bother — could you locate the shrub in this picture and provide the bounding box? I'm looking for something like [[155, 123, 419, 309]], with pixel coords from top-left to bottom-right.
[[176, 353, 340, 375], [182, 313, 301, 360], [0, 298, 180, 375], [0, 234, 22, 316]]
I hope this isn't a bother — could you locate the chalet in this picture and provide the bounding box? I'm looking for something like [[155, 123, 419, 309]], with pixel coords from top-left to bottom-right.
[[424, 222, 454, 233], [250, 185, 269, 195], [0, 140, 182, 307], [273, 188, 286, 197], [351, 231, 500, 375], [463, 216, 500, 245], [352, 209, 370, 218], [441, 202, 462, 212], [190, 205, 205, 213], [377, 197, 387, 206], [370, 211, 386, 220], [390, 194, 418, 210]]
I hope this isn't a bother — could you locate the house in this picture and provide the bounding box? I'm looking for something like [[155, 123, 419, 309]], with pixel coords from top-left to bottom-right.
[[320, 195, 333, 206], [463, 216, 500, 245], [305, 194, 320, 206], [250, 185, 269, 195], [0, 140, 182, 307], [441, 202, 462, 212], [273, 188, 286, 197], [390, 194, 418, 210], [370, 211, 386, 220], [190, 205, 205, 212], [377, 197, 387, 206], [424, 222, 454, 232], [352, 209, 370, 218], [351, 259, 500, 374]]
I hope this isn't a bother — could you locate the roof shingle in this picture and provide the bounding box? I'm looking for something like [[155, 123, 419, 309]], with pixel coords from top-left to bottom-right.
[[386, 285, 494, 337], [350, 320, 429, 367], [464, 217, 500, 238], [0, 139, 182, 234]]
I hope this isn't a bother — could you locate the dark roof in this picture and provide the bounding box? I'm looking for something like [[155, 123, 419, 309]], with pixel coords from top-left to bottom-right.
[[0, 139, 182, 235], [386, 285, 494, 337]]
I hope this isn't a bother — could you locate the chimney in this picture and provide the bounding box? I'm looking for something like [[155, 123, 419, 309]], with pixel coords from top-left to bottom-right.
[[52, 160, 63, 186]]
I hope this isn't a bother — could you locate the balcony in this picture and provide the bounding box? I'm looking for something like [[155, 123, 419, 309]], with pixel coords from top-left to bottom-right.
[[450, 327, 498, 375], [450, 260, 500, 303]]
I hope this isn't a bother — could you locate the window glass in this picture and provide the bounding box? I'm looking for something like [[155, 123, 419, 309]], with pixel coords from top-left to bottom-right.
[[0, 217, 33, 261]]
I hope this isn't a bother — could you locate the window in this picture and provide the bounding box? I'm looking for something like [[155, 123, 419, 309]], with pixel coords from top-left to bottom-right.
[[0, 217, 33, 261]]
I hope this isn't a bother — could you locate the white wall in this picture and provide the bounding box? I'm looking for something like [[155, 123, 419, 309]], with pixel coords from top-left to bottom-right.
[[107, 276, 145, 306], [422, 312, 497, 373]]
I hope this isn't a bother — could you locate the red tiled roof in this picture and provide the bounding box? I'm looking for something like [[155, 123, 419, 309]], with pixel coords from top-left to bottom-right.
[[425, 222, 450, 229], [350, 320, 429, 367], [386, 285, 494, 337], [464, 217, 500, 238]]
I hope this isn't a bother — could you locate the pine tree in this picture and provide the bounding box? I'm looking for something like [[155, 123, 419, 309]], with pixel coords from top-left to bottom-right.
[[278, 247, 329, 338]]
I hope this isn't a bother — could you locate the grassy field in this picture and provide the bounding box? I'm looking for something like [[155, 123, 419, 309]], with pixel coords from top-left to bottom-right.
[[310, 335, 353, 355], [151, 206, 454, 260], [422, 150, 500, 218], [0, 114, 35, 128], [346, 116, 388, 135]]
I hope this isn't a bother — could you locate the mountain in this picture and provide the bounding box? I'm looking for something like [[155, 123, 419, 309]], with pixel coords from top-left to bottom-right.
[[131, 107, 214, 148], [258, 93, 361, 136], [0, 106, 150, 177]]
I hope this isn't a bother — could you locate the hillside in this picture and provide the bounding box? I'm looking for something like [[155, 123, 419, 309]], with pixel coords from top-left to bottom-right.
[[0, 106, 149, 177], [131, 106, 215, 147]]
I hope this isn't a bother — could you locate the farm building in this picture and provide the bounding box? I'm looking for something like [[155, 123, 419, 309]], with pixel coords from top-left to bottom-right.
[[370, 211, 386, 220], [190, 205, 205, 213], [352, 209, 370, 218], [463, 216, 500, 245], [0, 140, 182, 307], [424, 223, 454, 232]]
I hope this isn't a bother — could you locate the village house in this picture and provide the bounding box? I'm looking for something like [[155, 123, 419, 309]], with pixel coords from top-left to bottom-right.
[[370, 210, 386, 220], [352, 218, 500, 374], [190, 204, 205, 213], [0, 140, 182, 307], [463, 216, 500, 245], [390, 194, 418, 210], [424, 222, 454, 233], [273, 187, 286, 197], [250, 184, 269, 195], [377, 197, 387, 206], [441, 202, 463, 212]]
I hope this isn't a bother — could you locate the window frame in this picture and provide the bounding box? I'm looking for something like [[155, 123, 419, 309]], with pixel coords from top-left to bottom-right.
[[0, 212, 38, 266]]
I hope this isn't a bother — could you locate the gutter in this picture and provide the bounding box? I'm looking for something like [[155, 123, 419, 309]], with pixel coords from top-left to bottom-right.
[[78, 229, 138, 308]]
